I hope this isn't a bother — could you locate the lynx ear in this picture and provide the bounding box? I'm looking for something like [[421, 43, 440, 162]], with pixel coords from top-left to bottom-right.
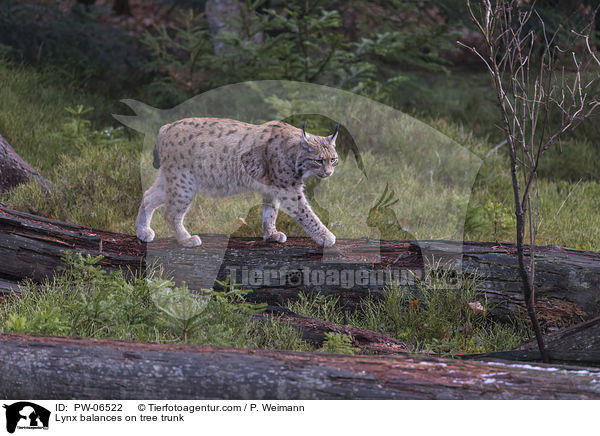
[[328, 123, 339, 146], [301, 120, 311, 150], [301, 120, 309, 139], [241, 145, 271, 185]]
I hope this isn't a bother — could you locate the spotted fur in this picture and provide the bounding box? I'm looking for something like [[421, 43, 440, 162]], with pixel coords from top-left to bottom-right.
[[136, 117, 339, 247]]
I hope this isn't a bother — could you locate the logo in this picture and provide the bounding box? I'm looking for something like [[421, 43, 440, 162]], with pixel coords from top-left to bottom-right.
[[3, 402, 50, 434]]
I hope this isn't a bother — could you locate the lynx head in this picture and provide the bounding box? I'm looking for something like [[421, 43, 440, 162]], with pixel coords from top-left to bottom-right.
[[296, 121, 339, 179]]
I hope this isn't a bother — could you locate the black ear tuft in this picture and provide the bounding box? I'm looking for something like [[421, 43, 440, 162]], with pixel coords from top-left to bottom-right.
[[300, 120, 311, 150], [328, 123, 340, 144]]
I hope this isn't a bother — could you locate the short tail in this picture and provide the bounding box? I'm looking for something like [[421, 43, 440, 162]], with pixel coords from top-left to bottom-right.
[[153, 143, 160, 169]]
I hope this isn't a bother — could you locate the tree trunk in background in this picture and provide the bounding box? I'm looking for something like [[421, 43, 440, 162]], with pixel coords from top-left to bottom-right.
[[0, 134, 51, 193], [204, 0, 263, 55], [205, 0, 242, 54], [594, 6, 599, 50]]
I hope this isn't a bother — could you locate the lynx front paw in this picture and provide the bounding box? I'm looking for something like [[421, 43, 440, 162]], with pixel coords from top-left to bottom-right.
[[179, 235, 202, 247], [137, 227, 155, 243], [264, 231, 287, 243], [314, 230, 336, 247]]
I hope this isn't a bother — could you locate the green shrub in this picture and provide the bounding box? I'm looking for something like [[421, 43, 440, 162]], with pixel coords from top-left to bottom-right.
[[141, 0, 453, 106], [0, 0, 148, 97], [0, 253, 310, 351], [142, 4, 351, 100], [319, 332, 358, 355]]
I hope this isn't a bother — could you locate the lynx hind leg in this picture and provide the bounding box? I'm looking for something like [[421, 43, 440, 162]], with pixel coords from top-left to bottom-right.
[[136, 170, 167, 242], [262, 195, 287, 243], [165, 178, 201, 247]]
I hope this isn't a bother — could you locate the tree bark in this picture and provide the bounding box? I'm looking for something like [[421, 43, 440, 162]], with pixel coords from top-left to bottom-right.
[[0, 134, 51, 193], [204, 0, 263, 55], [0, 204, 598, 326], [1, 333, 599, 400], [463, 315, 600, 366]]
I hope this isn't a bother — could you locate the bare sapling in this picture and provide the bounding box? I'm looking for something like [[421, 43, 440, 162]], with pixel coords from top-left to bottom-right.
[[460, 0, 600, 362]]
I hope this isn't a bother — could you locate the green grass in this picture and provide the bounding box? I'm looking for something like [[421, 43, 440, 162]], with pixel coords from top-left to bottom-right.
[[319, 332, 359, 355], [404, 71, 600, 181], [287, 265, 529, 355], [0, 253, 310, 351], [4, 134, 142, 233], [0, 60, 128, 173], [0, 251, 526, 355], [288, 292, 346, 325], [429, 118, 600, 251], [465, 161, 600, 250]]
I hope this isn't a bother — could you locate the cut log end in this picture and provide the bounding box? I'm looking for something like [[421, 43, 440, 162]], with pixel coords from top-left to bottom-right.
[[0, 134, 51, 193]]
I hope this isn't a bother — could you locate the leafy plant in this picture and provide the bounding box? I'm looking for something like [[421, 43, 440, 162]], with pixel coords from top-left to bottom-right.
[[64, 105, 93, 137], [4, 309, 69, 335], [150, 279, 210, 343], [319, 332, 358, 355], [213, 275, 268, 315], [0, 253, 309, 351], [482, 197, 515, 241]]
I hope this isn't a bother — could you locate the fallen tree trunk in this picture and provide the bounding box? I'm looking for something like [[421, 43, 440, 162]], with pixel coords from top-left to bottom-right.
[[1, 333, 599, 399], [0, 204, 599, 323], [0, 134, 51, 193], [258, 306, 409, 354], [463, 316, 600, 366]]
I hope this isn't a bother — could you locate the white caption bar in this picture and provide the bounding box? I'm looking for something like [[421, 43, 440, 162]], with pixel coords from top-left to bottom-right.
[[0, 400, 596, 436]]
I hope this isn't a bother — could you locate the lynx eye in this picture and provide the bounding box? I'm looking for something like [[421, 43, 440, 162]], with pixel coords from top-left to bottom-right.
[[332, 157, 339, 166]]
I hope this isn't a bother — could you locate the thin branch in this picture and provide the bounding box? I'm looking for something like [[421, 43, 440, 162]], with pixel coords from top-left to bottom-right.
[[456, 41, 494, 75], [485, 139, 508, 158], [572, 30, 600, 69]]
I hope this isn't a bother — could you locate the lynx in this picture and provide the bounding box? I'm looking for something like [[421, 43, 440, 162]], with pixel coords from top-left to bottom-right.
[[136, 118, 339, 247]]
